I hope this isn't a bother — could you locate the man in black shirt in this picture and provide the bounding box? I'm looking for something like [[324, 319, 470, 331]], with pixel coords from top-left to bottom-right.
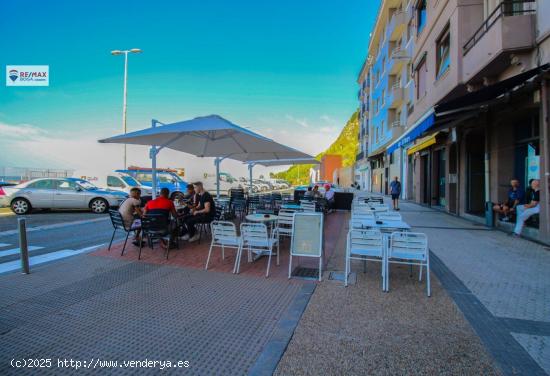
[[513, 179, 540, 237], [182, 182, 216, 242]]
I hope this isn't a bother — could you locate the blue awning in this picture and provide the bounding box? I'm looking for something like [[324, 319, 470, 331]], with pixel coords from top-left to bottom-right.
[[387, 111, 435, 154]]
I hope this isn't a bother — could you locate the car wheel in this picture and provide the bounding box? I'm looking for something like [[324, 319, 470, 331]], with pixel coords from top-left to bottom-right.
[[90, 198, 109, 214], [11, 198, 32, 215]]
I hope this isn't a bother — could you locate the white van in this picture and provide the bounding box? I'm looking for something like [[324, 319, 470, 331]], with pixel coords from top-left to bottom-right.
[[73, 171, 153, 196], [197, 172, 240, 195]]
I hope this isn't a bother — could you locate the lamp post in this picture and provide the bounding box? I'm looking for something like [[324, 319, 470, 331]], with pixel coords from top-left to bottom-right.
[[111, 48, 142, 169]]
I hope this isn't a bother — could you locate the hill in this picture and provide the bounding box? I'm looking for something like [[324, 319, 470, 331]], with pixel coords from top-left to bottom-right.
[[273, 110, 359, 185]]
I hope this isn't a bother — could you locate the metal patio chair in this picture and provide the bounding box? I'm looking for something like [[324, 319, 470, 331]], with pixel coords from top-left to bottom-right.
[[206, 221, 242, 272], [387, 232, 430, 296], [345, 229, 385, 288], [108, 209, 141, 256]]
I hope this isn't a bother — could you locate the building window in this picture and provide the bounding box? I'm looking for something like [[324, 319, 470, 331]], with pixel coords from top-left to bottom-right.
[[416, 0, 427, 35], [415, 57, 427, 99], [436, 25, 450, 79]]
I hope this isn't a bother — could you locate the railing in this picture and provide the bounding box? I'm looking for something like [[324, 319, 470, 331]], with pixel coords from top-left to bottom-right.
[[463, 0, 536, 54], [391, 120, 402, 128]]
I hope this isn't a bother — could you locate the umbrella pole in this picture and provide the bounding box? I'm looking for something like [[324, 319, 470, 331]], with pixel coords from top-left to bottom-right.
[[151, 119, 159, 199], [249, 164, 253, 195], [215, 157, 220, 198]]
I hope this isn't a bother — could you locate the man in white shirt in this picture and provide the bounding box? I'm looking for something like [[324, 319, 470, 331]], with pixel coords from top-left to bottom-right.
[[118, 188, 143, 245], [324, 184, 335, 211]]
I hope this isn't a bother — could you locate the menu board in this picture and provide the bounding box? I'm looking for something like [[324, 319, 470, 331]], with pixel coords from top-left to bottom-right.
[[290, 213, 323, 257]]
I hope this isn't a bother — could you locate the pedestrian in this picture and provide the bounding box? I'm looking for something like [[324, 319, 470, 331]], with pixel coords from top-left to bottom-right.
[[512, 179, 540, 237], [390, 176, 401, 211]]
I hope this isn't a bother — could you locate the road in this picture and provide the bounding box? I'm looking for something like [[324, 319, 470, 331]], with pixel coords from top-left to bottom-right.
[[0, 210, 125, 274]]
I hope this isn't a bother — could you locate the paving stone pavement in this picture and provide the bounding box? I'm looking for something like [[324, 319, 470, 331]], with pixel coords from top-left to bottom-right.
[[398, 200, 550, 375], [0, 255, 306, 375]]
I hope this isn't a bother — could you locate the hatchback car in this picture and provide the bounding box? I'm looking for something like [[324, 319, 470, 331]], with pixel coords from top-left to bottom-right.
[[0, 178, 128, 215]]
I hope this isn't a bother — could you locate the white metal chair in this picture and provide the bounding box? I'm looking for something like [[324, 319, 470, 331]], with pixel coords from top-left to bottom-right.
[[387, 232, 430, 296], [205, 221, 242, 272], [276, 209, 294, 240], [237, 222, 279, 277], [376, 212, 402, 221], [345, 229, 385, 288], [300, 201, 316, 212]]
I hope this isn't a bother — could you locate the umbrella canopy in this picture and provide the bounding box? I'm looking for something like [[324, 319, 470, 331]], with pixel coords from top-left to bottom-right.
[[98, 115, 312, 197], [248, 158, 320, 167], [99, 115, 311, 161]]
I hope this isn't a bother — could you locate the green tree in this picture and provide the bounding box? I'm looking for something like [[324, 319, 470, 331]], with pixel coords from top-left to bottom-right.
[[274, 110, 359, 185]]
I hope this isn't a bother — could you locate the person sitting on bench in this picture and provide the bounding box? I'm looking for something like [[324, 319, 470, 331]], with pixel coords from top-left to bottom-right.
[[493, 179, 524, 222], [513, 179, 540, 237]]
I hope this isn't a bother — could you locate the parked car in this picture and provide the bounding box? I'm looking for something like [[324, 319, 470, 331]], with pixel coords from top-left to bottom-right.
[[238, 178, 260, 193], [253, 179, 270, 191], [0, 182, 16, 188], [73, 170, 153, 197], [117, 169, 188, 200], [0, 178, 128, 215]]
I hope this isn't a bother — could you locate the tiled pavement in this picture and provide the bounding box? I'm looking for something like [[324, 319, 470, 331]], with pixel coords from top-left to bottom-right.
[[0, 255, 311, 375], [399, 200, 550, 375]]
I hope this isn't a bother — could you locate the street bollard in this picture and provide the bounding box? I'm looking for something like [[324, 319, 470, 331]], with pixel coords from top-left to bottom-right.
[[18, 217, 30, 274]]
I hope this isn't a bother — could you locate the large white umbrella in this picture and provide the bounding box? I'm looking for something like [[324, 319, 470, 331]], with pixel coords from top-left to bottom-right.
[[245, 158, 319, 194], [98, 115, 312, 197]]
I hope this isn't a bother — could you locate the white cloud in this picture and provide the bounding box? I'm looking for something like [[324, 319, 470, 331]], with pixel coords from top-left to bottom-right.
[[285, 114, 310, 128], [0, 122, 46, 138]]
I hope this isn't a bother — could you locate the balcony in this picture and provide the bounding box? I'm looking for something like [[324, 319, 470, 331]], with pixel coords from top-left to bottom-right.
[[387, 83, 404, 109], [389, 47, 409, 75], [462, 0, 536, 84], [387, 10, 406, 42]]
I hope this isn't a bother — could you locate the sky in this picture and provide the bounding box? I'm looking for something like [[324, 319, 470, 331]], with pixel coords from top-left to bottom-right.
[[0, 0, 379, 179]]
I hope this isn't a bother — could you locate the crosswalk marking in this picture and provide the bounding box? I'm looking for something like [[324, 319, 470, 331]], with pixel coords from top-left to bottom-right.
[[0, 246, 44, 258], [0, 244, 104, 274]]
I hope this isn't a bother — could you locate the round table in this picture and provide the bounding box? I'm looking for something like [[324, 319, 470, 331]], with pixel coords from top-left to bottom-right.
[[245, 214, 278, 223]]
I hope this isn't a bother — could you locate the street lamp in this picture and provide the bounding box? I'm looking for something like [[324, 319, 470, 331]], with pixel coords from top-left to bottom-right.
[[111, 48, 142, 169]]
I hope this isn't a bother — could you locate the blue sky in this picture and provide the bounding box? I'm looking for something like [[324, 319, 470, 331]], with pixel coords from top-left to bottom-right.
[[0, 0, 378, 175]]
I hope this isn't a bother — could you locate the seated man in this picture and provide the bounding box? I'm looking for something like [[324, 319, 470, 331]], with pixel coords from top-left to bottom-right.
[[182, 182, 216, 242], [513, 179, 540, 237], [118, 187, 143, 245], [180, 184, 198, 215], [143, 187, 177, 217], [312, 185, 322, 199], [324, 184, 335, 211], [493, 179, 524, 221], [303, 186, 314, 199], [143, 188, 177, 248]]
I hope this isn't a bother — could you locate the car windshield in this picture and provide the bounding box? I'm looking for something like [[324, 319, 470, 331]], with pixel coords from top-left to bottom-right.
[[75, 180, 97, 190], [121, 175, 140, 186], [158, 172, 181, 183]]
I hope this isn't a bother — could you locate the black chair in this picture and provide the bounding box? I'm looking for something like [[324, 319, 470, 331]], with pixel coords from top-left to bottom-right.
[[140, 214, 176, 260], [108, 209, 140, 256]]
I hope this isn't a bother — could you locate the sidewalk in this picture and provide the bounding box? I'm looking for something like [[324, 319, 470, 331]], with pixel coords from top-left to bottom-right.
[[276, 199, 550, 375]]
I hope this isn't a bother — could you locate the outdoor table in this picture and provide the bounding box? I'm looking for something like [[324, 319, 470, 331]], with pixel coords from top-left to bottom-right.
[[359, 219, 411, 231], [245, 214, 279, 260], [280, 203, 302, 210]]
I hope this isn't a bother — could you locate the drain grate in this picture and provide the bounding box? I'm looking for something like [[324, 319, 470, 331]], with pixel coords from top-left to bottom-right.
[[329, 271, 356, 285], [291, 267, 319, 280]]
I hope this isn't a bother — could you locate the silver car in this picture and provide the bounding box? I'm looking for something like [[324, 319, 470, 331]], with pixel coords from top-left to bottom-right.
[[0, 178, 128, 215]]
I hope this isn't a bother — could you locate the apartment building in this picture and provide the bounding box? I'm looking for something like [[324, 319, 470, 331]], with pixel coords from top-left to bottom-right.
[[382, 0, 550, 242], [356, 0, 415, 194], [355, 66, 370, 190]]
